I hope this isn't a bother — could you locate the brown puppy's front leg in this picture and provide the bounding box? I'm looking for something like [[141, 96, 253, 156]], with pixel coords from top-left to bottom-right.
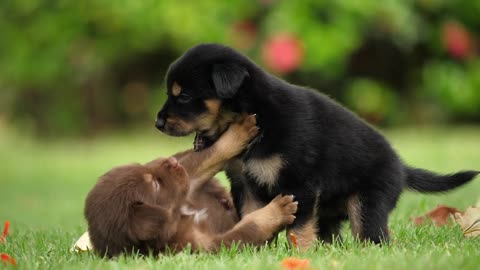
[[177, 114, 258, 183], [206, 195, 298, 251]]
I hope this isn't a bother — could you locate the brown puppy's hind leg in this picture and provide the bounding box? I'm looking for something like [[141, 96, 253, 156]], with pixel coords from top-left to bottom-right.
[[208, 195, 297, 251]]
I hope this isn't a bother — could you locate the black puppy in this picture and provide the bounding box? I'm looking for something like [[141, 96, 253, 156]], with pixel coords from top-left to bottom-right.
[[155, 44, 478, 249]]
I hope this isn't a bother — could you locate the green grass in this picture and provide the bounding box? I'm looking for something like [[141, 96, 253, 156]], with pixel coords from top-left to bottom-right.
[[1, 125, 479, 270]]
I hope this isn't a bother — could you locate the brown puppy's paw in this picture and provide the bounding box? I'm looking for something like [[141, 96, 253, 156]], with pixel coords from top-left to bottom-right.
[[270, 195, 298, 225], [216, 114, 259, 158], [240, 195, 298, 240], [231, 113, 259, 142], [243, 114, 259, 139]]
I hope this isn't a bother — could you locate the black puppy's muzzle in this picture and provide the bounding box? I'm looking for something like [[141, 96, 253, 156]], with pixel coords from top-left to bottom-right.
[[155, 118, 166, 130], [155, 110, 167, 131]]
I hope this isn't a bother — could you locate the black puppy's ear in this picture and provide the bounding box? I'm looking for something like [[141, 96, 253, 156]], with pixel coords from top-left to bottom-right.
[[129, 202, 169, 241], [212, 63, 248, 99]]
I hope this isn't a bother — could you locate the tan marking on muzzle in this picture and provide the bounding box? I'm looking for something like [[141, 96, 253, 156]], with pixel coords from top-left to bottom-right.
[[204, 99, 221, 115], [197, 99, 237, 137], [167, 116, 195, 134]]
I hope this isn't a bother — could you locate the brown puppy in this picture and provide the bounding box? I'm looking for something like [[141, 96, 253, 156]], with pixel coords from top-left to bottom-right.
[[85, 115, 298, 257]]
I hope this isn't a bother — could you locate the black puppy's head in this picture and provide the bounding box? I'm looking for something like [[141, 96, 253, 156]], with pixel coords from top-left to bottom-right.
[[156, 44, 251, 142]]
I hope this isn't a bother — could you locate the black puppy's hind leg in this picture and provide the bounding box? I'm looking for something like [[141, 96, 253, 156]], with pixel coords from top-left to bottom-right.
[[348, 191, 397, 244]]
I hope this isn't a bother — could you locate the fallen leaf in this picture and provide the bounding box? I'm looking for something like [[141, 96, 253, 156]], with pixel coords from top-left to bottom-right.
[[289, 232, 298, 248], [0, 221, 9, 244], [412, 205, 461, 226], [1, 253, 17, 267], [281, 257, 311, 270], [454, 207, 480, 237], [1, 221, 16, 267], [71, 231, 93, 252]]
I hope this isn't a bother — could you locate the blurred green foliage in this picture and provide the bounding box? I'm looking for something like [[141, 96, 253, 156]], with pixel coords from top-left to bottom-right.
[[0, 0, 479, 136]]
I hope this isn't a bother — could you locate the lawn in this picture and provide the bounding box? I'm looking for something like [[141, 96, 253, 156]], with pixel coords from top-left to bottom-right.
[[0, 125, 479, 270]]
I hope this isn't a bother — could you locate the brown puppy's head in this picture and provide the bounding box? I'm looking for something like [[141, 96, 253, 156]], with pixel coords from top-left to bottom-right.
[[155, 44, 253, 147], [84, 157, 188, 257]]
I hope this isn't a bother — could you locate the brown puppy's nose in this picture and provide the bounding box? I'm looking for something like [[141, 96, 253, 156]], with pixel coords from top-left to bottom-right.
[[163, 157, 180, 169], [167, 157, 178, 168]]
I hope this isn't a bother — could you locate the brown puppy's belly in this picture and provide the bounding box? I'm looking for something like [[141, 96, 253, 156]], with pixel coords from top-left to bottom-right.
[[187, 178, 239, 234]]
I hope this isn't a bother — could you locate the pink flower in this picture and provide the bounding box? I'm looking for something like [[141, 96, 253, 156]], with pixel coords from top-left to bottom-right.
[[262, 33, 304, 74], [442, 21, 473, 60]]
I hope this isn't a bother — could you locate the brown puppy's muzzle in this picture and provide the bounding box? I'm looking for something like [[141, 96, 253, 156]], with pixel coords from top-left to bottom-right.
[[158, 157, 189, 196]]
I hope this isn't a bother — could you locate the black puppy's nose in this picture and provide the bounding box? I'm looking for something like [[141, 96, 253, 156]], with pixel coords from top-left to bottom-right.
[[155, 118, 166, 130]]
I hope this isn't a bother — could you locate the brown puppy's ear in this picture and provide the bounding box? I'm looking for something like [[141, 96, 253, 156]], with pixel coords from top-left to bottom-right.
[[212, 63, 249, 99], [130, 202, 170, 241]]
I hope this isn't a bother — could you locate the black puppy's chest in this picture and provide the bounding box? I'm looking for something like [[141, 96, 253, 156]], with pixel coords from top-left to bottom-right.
[[225, 156, 283, 201]]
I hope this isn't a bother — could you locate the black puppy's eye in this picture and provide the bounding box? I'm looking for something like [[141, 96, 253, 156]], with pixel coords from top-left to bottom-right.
[[177, 93, 192, 104]]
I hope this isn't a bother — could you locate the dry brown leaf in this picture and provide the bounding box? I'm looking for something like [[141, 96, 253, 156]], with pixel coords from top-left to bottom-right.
[[411, 205, 461, 226], [454, 207, 480, 238]]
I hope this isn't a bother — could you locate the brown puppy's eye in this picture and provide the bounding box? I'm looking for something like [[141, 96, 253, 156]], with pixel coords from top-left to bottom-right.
[[177, 93, 192, 104]]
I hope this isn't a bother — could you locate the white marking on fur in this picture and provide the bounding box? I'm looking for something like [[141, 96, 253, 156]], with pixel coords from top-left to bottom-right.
[[245, 154, 285, 191], [180, 205, 208, 224]]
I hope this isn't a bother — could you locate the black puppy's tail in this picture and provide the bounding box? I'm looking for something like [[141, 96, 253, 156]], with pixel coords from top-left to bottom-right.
[[405, 166, 479, 192]]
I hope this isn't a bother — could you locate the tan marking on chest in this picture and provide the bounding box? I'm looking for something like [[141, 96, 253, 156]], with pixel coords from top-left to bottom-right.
[[172, 82, 182, 96], [244, 154, 285, 190]]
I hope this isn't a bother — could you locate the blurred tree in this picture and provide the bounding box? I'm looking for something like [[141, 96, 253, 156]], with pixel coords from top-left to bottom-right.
[[0, 0, 478, 136]]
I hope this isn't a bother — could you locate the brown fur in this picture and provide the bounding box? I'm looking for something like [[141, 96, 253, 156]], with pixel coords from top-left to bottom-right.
[[199, 99, 237, 138], [165, 116, 195, 135], [346, 194, 363, 238], [85, 115, 297, 257], [286, 194, 319, 251], [287, 218, 318, 251]]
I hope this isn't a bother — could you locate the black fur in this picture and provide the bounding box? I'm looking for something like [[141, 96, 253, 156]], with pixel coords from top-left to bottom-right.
[[406, 167, 479, 192], [157, 44, 478, 244], [212, 63, 249, 99]]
